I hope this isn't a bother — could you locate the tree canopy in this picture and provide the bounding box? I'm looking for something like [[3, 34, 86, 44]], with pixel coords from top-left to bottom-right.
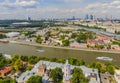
[[50, 67, 63, 83], [0, 78, 17, 83], [72, 68, 88, 83], [27, 75, 42, 83], [62, 40, 70, 46], [36, 35, 43, 43]]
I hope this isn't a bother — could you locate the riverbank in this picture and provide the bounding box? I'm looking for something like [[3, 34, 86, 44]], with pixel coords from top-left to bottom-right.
[[10, 41, 120, 54]]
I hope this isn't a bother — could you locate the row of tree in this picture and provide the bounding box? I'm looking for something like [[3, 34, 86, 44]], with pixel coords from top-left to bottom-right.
[[89, 62, 116, 75], [0, 78, 17, 83], [0, 52, 117, 75]]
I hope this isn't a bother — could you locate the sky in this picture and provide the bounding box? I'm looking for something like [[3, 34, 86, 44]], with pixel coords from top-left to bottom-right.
[[0, 0, 119, 20]]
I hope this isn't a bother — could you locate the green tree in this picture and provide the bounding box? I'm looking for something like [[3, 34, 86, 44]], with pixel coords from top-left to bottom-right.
[[107, 44, 111, 50], [0, 53, 2, 57], [0, 58, 6, 68], [25, 66, 33, 71], [77, 32, 94, 43], [68, 58, 85, 66], [20, 56, 28, 61], [72, 68, 88, 83], [28, 56, 39, 64], [106, 65, 114, 75], [60, 35, 66, 40], [13, 59, 23, 72], [77, 33, 87, 43], [36, 35, 43, 43], [12, 54, 19, 63], [79, 59, 85, 65], [89, 62, 102, 72], [71, 33, 77, 38], [27, 75, 42, 83], [0, 34, 7, 39], [97, 45, 104, 49], [50, 67, 63, 83], [62, 40, 70, 46], [0, 78, 17, 83]]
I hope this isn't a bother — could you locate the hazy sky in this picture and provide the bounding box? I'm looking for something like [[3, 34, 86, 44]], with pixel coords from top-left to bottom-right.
[[0, 0, 119, 20]]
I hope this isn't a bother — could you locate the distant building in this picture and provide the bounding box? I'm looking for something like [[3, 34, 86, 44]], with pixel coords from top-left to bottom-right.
[[10, 22, 31, 27], [96, 34, 112, 41], [85, 14, 89, 20], [85, 14, 94, 20], [97, 18, 104, 22], [90, 15, 94, 20], [106, 27, 116, 33], [72, 16, 76, 20], [28, 17, 31, 22], [6, 32, 20, 38]]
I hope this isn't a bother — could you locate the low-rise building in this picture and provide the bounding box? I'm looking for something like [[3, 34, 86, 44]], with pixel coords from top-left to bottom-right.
[[111, 45, 120, 51], [96, 34, 112, 41], [114, 70, 120, 83], [70, 42, 87, 48], [87, 39, 97, 47], [0, 66, 12, 77], [6, 32, 20, 38]]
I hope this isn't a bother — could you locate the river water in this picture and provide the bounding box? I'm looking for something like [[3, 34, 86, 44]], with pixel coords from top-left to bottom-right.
[[0, 43, 120, 65]]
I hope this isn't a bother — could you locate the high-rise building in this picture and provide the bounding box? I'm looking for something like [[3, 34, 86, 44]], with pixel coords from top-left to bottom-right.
[[90, 14, 94, 20], [72, 16, 75, 20], [85, 14, 89, 20], [28, 17, 31, 21]]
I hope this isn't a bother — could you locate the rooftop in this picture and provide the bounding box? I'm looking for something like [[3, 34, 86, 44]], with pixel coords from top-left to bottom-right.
[[115, 70, 120, 75], [0, 66, 12, 76]]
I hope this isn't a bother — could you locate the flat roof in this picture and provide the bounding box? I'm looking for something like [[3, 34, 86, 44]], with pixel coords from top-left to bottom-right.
[[115, 70, 120, 75]]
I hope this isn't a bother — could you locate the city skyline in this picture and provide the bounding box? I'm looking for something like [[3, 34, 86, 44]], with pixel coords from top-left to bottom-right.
[[0, 0, 120, 20]]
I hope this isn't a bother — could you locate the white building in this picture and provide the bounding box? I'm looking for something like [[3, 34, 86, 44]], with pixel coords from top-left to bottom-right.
[[6, 32, 20, 38], [17, 60, 100, 83], [63, 60, 72, 83], [114, 70, 120, 83]]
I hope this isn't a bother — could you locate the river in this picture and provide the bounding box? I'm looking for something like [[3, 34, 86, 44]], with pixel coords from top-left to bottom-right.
[[0, 43, 120, 65]]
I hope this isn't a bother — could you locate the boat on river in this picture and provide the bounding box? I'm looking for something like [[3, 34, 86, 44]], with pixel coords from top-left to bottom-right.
[[96, 57, 113, 61], [37, 49, 45, 52]]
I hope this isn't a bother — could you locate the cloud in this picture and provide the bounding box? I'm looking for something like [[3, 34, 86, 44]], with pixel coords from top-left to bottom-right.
[[0, 0, 119, 19], [64, 0, 82, 2], [86, 0, 120, 10], [17, 0, 40, 8], [84, 0, 120, 16], [0, 0, 40, 9]]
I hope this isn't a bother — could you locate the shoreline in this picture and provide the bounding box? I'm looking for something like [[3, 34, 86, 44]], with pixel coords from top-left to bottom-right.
[[10, 41, 120, 54]]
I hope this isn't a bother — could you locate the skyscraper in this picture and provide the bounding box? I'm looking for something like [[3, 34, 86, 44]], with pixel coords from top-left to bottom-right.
[[90, 15, 94, 20], [72, 16, 75, 20], [85, 14, 89, 20], [28, 17, 31, 22]]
